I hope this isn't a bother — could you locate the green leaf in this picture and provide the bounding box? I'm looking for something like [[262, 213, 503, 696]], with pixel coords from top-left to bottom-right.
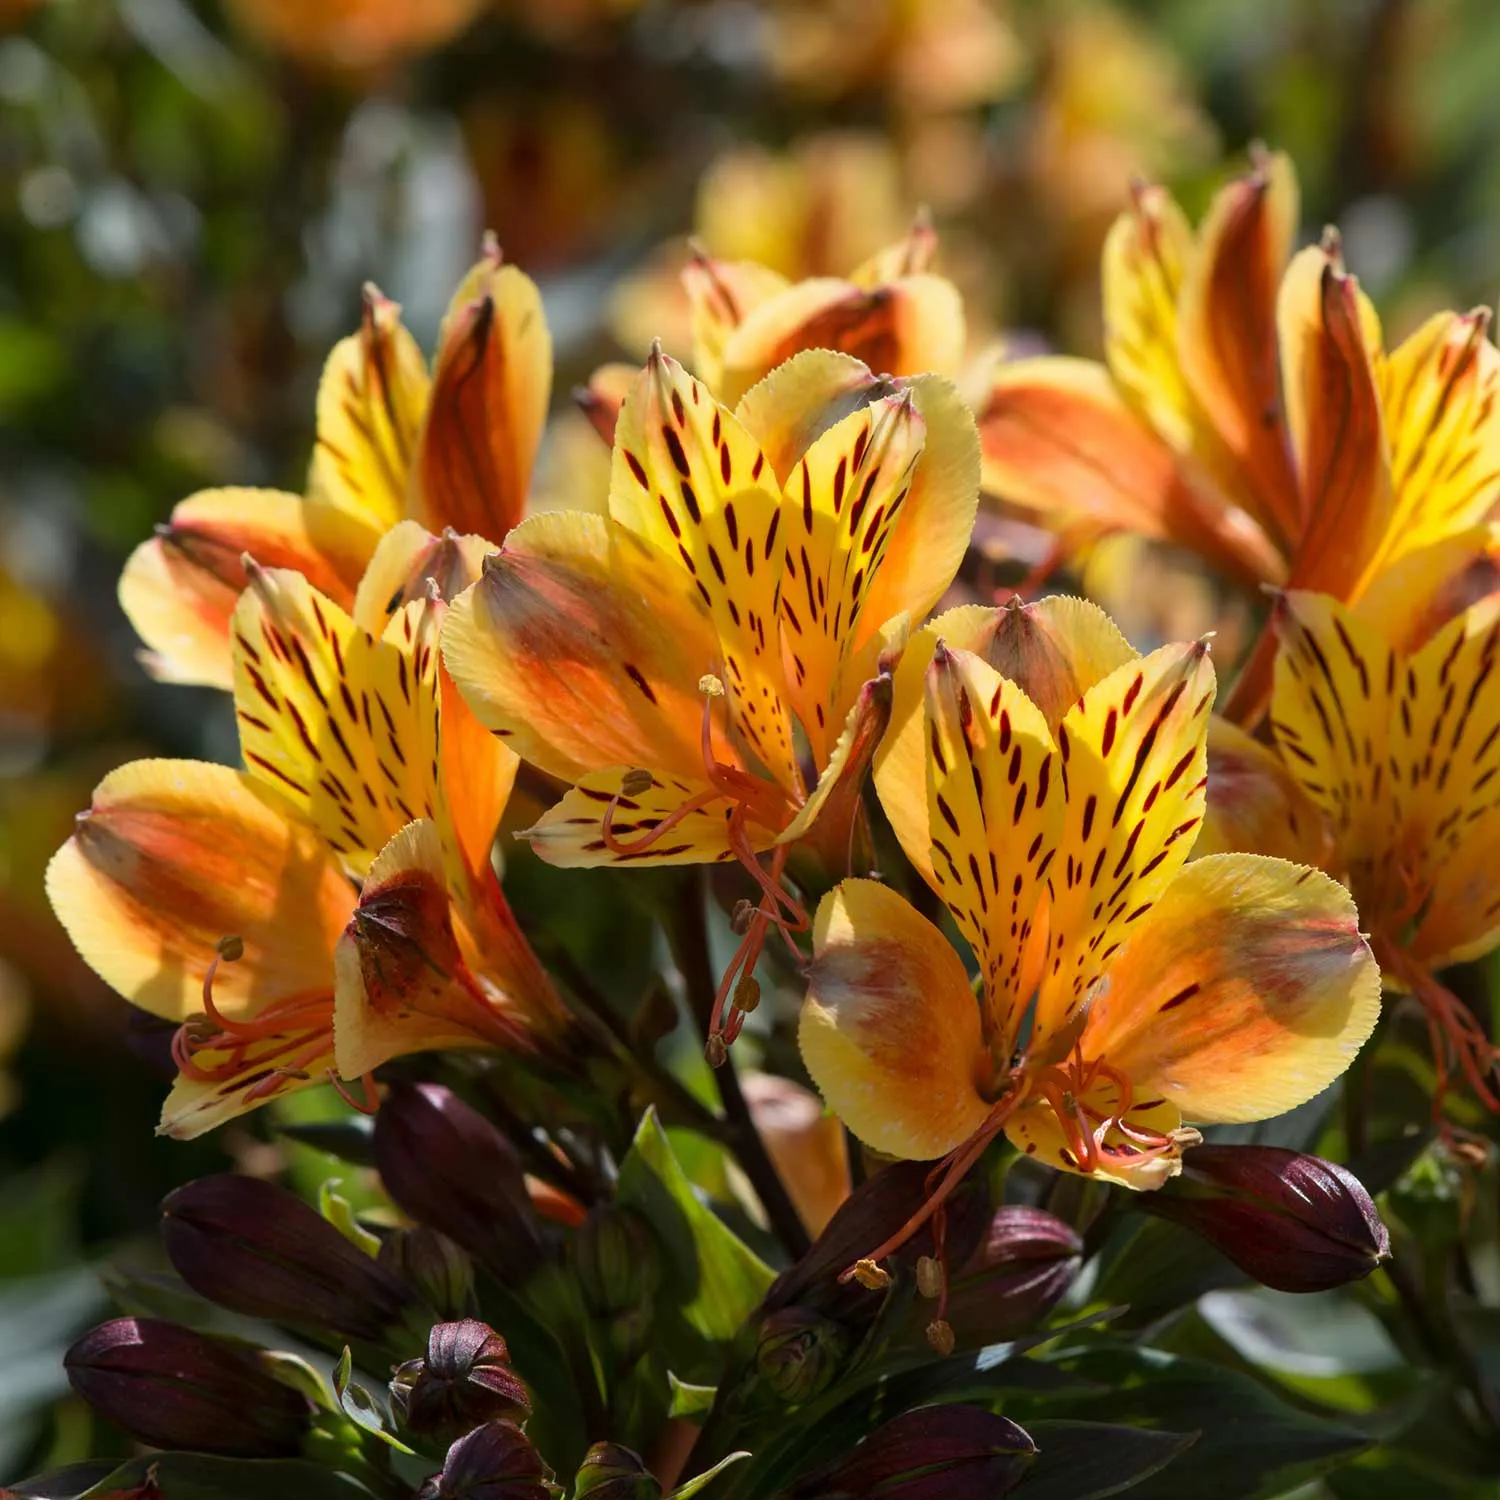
[[1011, 1420, 1197, 1500], [80, 1454, 379, 1499], [668, 1452, 751, 1498], [318, 1181, 382, 1257], [9, 1463, 118, 1499], [669, 1373, 719, 1418], [615, 1109, 774, 1378], [332, 1346, 414, 1454]]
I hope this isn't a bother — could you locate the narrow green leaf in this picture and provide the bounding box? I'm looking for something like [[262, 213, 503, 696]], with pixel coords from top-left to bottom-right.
[[669, 1373, 719, 1418], [669, 1452, 751, 1498]]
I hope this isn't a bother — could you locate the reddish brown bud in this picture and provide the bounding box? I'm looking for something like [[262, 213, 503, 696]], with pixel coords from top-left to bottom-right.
[[392, 1319, 530, 1444], [754, 1308, 851, 1403], [573, 1443, 662, 1500], [789, 1404, 1036, 1498], [416, 1420, 553, 1500], [160, 1175, 416, 1344], [65, 1318, 310, 1458], [940, 1206, 1083, 1344], [1141, 1145, 1391, 1293]]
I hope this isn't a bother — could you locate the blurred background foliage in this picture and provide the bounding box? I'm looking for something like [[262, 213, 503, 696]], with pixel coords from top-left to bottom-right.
[[7, 0, 1500, 1487]]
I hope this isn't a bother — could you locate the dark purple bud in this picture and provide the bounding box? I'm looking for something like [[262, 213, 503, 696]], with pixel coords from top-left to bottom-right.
[[767, 1160, 989, 1320], [65, 1318, 310, 1458], [161, 1175, 416, 1343], [789, 1404, 1036, 1498], [380, 1226, 476, 1321], [573, 1442, 662, 1500], [392, 1320, 531, 1443], [571, 1206, 663, 1318], [754, 1308, 851, 1403], [1141, 1145, 1391, 1293], [416, 1420, 554, 1500], [942, 1206, 1082, 1344], [374, 1082, 542, 1276]]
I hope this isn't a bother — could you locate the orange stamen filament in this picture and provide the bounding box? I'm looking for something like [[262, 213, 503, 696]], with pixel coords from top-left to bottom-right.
[[1030, 1049, 1181, 1174]]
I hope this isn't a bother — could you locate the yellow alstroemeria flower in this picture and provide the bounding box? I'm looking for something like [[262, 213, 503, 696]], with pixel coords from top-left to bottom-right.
[[121, 239, 551, 690], [48, 528, 567, 1137], [1217, 588, 1500, 1118], [977, 149, 1500, 720], [798, 596, 1379, 1290], [443, 345, 978, 1049]]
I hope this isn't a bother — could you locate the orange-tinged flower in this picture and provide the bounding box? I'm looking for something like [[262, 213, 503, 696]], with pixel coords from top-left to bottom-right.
[[48, 530, 566, 1137], [1242, 589, 1500, 1117], [798, 596, 1378, 1286], [121, 241, 551, 691], [225, 0, 485, 71], [444, 346, 979, 1046], [977, 151, 1500, 718]]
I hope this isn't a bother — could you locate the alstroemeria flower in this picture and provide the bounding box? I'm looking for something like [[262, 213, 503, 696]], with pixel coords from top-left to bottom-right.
[[1218, 588, 1500, 1115], [48, 529, 567, 1137], [799, 596, 1378, 1277], [444, 346, 978, 1046], [977, 149, 1500, 719], [121, 240, 551, 690]]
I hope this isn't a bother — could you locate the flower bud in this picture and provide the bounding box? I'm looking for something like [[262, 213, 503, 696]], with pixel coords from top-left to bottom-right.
[[571, 1206, 663, 1318], [1140, 1145, 1391, 1293], [753, 1308, 851, 1404], [416, 1420, 554, 1500], [374, 1081, 543, 1277], [380, 1227, 476, 1321], [160, 1175, 416, 1344], [65, 1318, 310, 1458], [573, 1442, 662, 1500], [789, 1404, 1036, 1498], [941, 1206, 1083, 1345], [392, 1320, 530, 1444]]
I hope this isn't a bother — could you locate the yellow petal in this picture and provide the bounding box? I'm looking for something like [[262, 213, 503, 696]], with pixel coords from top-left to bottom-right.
[[1084, 854, 1380, 1123], [45, 759, 349, 1024], [875, 596, 1135, 886], [1102, 182, 1198, 452], [1413, 803, 1500, 971], [119, 488, 367, 691], [1177, 151, 1302, 551], [333, 820, 528, 1078], [350, 520, 495, 637], [682, 252, 791, 396], [414, 248, 551, 544], [231, 567, 438, 875], [1195, 715, 1329, 865], [1005, 1088, 1184, 1191], [1033, 641, 1216, 1058], [441, 510, 728, 787], [976, 358, 1283, 587], [924, 643, 1062, 1054], [1270, 590, 1396, 869], [1352, 523, 1500, 652], [574, 360, 639, 450], [1278, 244, 1393, 597], [306, 288, 430, 555], [846, 216, 939, 287], [800, 879, 992, 1161], [610, 349, 800, 792], [717, 273, 966, 409]]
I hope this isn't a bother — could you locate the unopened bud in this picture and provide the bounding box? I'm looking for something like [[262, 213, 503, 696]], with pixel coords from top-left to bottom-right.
[[391, 1320, 530, 1444], [374, 1082, 542, 1277], [1141, 1145, 1390, 1293], [940, 1206, 1083, 1345], [379, 1227, 475, 1321], [754, 1308, 850, 1403], [789, 1404, 1036, 1498], [733, 974, 762, 1014], [416, 1420, 553, 1500], [571, 1206, 664, 1318], [925, 1319, 955, 1357], [65, 1318, 310, 1459], [160, 1175, 415, 1344], [573, 1442, 662, 1500]]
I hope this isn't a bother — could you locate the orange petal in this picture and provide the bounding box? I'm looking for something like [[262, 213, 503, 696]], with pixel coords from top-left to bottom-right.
[[1195, 715, 1329, 866], [333, 820, 530, 1078], [45, 759, 350, 1024], [1176, 151, 1302, 550], [976, 358, 1282, 587], [350, 520, 495, 637], [1006, 1087, 1184, 1191], [441, 510, 729, 787], [800, 879, 992, 1161], [1084, 854, 1380, 1123], [573, 361, 639, 449], [610, 349, 799, 792], [1279, 243, 1393, 597], [682, 251, 791, 396], [1033, 641, 1216, 1059], [306, 287, 430, 556], [414, 244, 551, 544], [846, 216, 940, 287], [119, 488, 366, 690]]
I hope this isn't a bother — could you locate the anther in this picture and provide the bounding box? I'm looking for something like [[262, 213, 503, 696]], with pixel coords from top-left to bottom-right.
[[915, 1255, 944, 1301], [850, 1258, 893, 1292], [216, 934, 244, 962], [620, 768, 653, 798], [733, 974, 762, 1015], [704, 1034, 728, 1069], [699, 674, 725, 698], [729, 899, 756, 935], [925, 1319, 956, 1357]]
